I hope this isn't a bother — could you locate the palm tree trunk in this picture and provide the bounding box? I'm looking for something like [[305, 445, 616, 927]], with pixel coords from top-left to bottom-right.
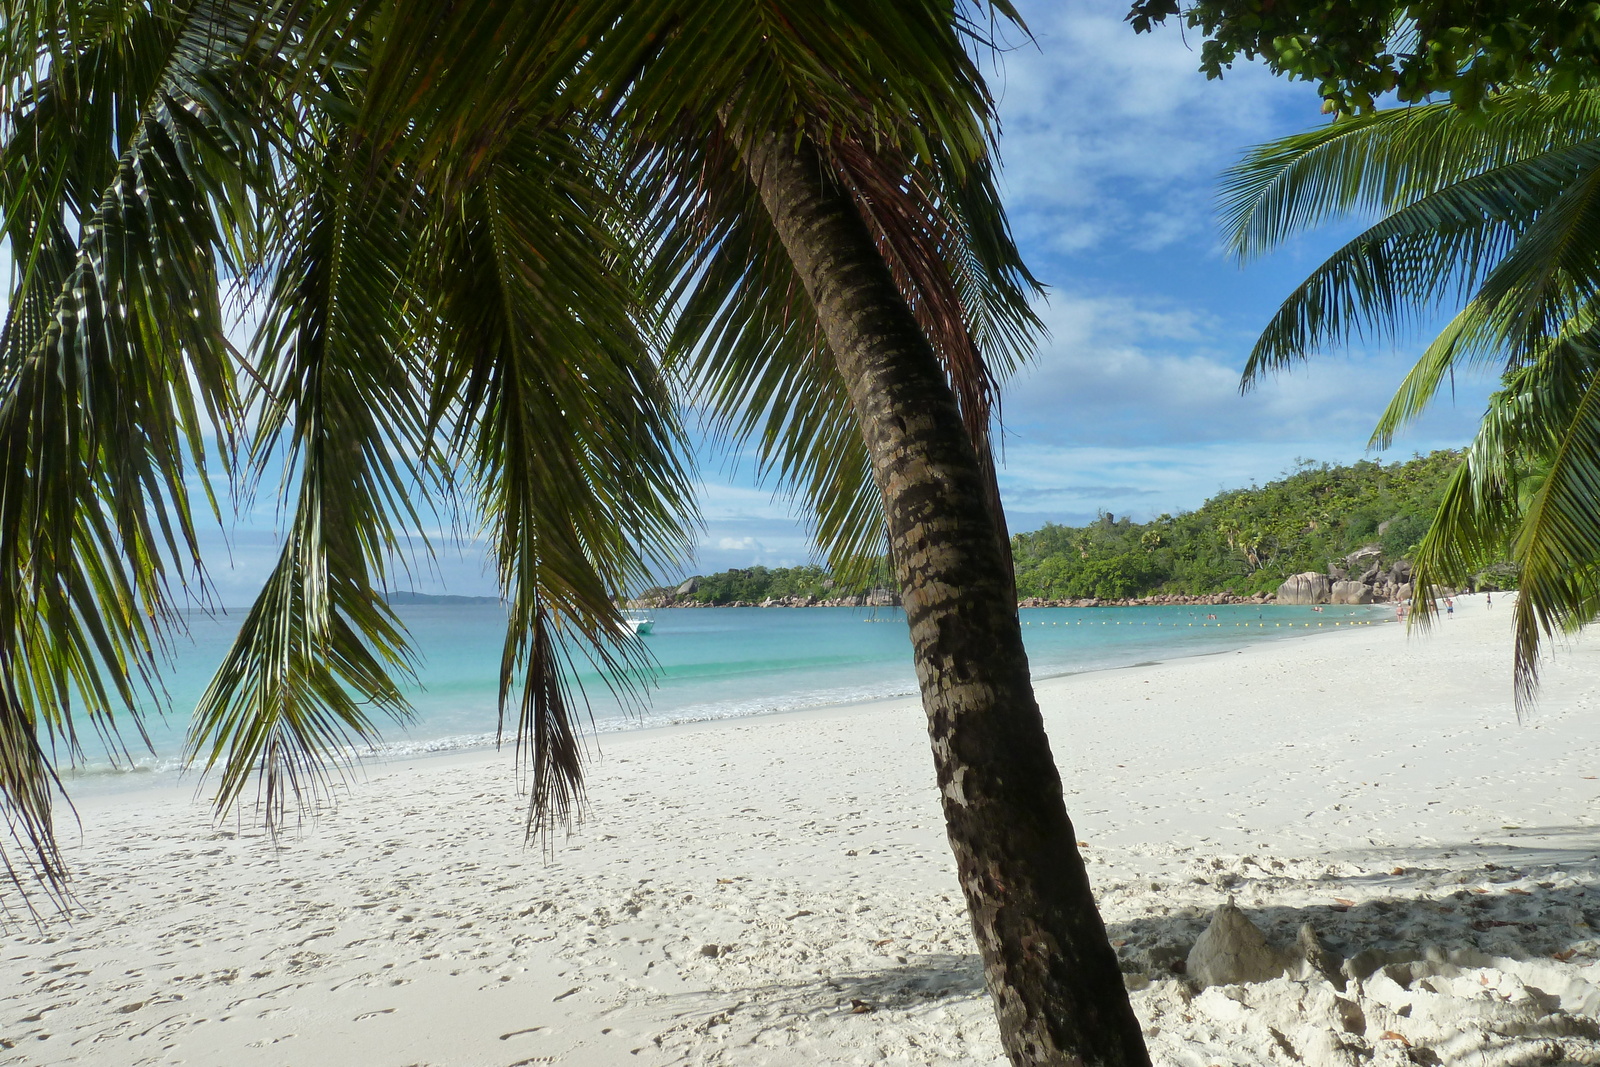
[[739, 131, 1151, 1067]]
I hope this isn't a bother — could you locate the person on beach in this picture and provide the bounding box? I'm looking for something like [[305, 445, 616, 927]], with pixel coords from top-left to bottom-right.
[[1487, 591, 1493, 608], [1446, 597, 1454, 617]]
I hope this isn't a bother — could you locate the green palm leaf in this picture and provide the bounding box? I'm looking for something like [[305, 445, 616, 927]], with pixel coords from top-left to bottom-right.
[[1238, 138, 1600, 382], [1229, 87, 1600, 709], [1410, 332, 1600, 708], [0, 0, 276, 892], [1500, 342, 1600, 709], [1224, 92, 1600, 260], [426, 122, 695, 838], [184, 119, 433, 824]]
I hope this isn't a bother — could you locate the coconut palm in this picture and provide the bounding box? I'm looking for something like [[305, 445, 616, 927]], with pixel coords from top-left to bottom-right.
[[1, 1, 1149, 1061], [1224, 89, 1600, 710], [599, 15, 1148, 1057]]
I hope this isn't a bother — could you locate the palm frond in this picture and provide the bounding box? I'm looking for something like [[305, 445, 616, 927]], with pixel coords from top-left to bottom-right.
[[0, 693, 69, 915], [0, 0, 274, 890], [1407, 380, 1528, 612], [1468, 162, 1600, 353], [188, 537, 418, 826], [1224, 90, 1600, 260], [1501, 340, 1600, 712], [649, 131, 887, 573], [607, 1, 1040, 575], [426, 121, 695, 840], [184, 121, 432, 826], [506, 604, 590, 838], [1239, 139, 1600, 384], [1407, 330, 1600, 713], [1368, 299, 1520, 448]]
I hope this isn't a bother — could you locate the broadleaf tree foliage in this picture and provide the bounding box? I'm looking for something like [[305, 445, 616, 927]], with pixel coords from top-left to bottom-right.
[[4, 1, 1150, 1062], [1127, 1, 1600, 113]]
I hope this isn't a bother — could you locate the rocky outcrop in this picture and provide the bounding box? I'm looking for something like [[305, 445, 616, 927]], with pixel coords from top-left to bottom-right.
[[761, 595, 815, 607], [1272, 559, 1417, 605], [1368, 561, 1416, 603], [1329, 580, 1374, 605], [1277, 572, 1332, 605], [1343, 543, 1384, 566]]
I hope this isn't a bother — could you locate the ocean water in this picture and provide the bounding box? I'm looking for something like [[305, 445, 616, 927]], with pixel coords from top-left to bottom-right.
[[57, 601, 1389, 790]]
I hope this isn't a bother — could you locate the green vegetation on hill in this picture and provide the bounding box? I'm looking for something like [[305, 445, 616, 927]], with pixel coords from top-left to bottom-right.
[[662, 452, 1516, 605], [1012, 451, 1491, 601], [647, 560, 896, 605]]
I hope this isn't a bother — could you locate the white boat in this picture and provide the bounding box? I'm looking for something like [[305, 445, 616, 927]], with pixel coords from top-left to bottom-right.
[[617, 610, 655, 635]]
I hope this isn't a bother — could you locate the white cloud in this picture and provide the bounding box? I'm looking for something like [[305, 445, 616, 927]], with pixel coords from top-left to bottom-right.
[[993, 3, 1316, 255], [987, 283, 1497, 530], [998, 289, 1493, 446]]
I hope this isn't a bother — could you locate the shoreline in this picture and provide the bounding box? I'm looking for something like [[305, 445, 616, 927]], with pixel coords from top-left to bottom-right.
[[9, 591, 1600, 1067], [57, 603, 1394, 805], [634, 592, 1390, 609]]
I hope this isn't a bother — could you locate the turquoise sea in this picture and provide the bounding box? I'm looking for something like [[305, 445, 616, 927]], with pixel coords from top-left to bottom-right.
[[60, 602, 1389, 790]]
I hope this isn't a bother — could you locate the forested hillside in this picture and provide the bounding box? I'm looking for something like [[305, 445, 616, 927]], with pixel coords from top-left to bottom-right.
[[640, 560, 897, 606], [652, 452, 1512, 605], [1011, 451, 1497, 600]]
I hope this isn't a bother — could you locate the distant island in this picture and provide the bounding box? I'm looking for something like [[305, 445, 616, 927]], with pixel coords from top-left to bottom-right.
[[634, 451, 1514, 609], [384, 591, 502, 606]]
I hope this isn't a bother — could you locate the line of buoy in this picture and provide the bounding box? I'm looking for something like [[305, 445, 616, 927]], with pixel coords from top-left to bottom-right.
[[1018, 615, 1381, 627]]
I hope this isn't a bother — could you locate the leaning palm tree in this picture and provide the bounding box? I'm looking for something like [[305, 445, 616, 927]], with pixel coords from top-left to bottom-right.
[[1, 1, 1149, 1062], [598, 10, 1149, 1060], [1223, 89, 1600, 711]]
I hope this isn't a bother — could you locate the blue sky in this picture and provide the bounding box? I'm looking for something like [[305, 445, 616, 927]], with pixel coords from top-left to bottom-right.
[[201, 0, 1499, 601]]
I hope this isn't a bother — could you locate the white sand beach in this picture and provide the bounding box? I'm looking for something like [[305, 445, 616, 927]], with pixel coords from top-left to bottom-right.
[[5, 594, 1600, 1066]]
